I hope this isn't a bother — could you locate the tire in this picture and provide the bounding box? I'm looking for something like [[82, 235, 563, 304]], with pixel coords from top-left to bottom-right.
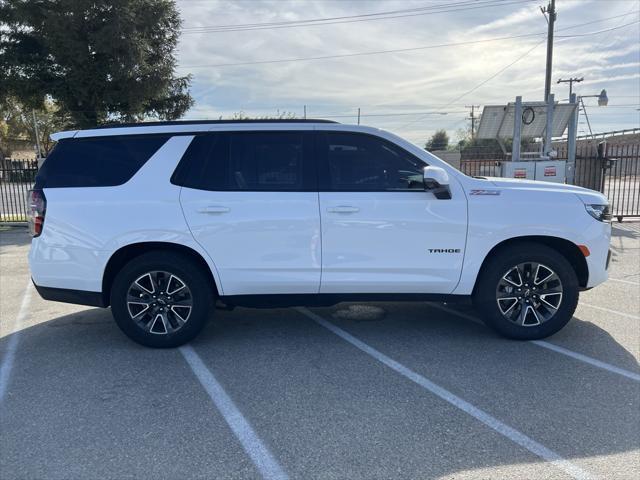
[[472, 242, 579, 340], [110, 251, 214, 348]]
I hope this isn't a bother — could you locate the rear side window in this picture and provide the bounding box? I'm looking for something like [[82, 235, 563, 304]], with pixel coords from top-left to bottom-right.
[[172, 131, 314, 191], [36, 135, 170, 188]]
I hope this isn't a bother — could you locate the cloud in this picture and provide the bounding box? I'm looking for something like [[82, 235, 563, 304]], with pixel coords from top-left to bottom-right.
[[469, 5, 540, 34], [175, 0, 640, 144]]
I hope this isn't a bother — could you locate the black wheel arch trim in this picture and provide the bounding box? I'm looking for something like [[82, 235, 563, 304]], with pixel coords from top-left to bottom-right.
[[473, 236, 589, 294], [102, 242, 219, 307]]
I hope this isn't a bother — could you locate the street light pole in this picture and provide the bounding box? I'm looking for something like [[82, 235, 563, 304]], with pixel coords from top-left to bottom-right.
[[32, 110, 42, 160], [578, 90, 608, 138]]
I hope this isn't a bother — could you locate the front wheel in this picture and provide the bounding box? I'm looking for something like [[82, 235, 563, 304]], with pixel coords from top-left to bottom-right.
[[110, 251, 214, 348], [473, 243, 579, 340]]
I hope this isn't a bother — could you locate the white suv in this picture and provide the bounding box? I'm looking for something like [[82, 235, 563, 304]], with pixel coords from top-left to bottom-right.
[[28, 120, 612, 347]]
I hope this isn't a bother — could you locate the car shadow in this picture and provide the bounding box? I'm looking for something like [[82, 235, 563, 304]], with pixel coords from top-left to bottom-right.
[[1, 304, 638, 479]]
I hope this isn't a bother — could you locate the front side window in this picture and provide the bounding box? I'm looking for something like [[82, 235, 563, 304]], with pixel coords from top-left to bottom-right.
[[172, 131, 313, 191], [317, 132, 426, 191]]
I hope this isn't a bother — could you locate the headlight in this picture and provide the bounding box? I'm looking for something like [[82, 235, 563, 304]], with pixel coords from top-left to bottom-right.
[[585, 204, 611, 222]]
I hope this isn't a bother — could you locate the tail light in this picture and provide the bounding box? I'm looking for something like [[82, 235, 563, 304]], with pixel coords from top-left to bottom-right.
[[28, 189, 47, 237]]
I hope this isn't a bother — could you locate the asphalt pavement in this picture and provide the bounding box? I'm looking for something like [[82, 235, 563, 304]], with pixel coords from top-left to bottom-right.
[[1, 223, 638, 479]]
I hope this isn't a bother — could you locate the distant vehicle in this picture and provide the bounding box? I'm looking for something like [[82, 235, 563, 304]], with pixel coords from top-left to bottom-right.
[[28, 120, 611, 347]]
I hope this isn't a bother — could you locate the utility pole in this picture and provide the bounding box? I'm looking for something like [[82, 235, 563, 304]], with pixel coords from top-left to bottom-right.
[[541, 0, 556, 101], [557, 77, 583, 97], [357, 107, 361, 125], [465, 105, 480, 138]]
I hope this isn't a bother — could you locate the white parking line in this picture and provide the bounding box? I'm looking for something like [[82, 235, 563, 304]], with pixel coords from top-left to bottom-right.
[[578, 303, 640, 320], [431, 304, 640, 383], [297, 307, 593, 480], [531, 341, 640, 382], [0, 282, 33, 404], [179, 345, 289, 480]]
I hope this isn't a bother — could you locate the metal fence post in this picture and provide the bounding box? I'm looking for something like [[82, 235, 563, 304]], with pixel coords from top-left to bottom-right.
[[512, 97, 522, 162]]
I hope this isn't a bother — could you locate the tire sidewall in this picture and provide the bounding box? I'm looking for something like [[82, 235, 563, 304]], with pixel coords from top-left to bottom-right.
[[474, 244, 579, 340], [111, 252, 213, 348]]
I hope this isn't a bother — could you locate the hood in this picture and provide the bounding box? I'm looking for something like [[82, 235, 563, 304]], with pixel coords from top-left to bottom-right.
[[482, 177, 608, 205]]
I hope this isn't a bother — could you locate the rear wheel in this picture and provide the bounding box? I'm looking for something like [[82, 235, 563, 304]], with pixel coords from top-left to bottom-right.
[[473, 243, 579, 340], [110, 251, 214, 348]]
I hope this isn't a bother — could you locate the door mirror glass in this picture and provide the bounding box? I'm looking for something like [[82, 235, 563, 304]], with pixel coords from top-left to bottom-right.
[[423, 166, 451, 199]]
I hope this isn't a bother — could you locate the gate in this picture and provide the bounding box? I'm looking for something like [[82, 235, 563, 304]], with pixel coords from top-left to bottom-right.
[[600, 143, 640, 221], [460, 140, 640, 221], [0, 159, 39, 223]]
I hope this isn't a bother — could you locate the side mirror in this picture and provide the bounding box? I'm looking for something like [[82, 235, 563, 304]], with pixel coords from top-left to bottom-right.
[[423, 166, 451, 199]]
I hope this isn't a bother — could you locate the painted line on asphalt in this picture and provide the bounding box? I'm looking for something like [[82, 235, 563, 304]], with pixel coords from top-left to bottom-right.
[[297, 307, 593, 480], [431, 304, 640, 383], [179, 345, 289, 480], [578, 302, 639, 320], [607, 277, 640, 286], [0, 282, 33, 404], [531, 341, 640, 382]]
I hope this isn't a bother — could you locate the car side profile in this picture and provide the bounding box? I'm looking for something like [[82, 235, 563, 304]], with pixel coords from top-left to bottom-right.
[[28, 120, 612, 347]]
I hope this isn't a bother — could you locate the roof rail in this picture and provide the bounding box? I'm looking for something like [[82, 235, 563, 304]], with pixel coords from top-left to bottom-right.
[[93, 119, 338, 129]]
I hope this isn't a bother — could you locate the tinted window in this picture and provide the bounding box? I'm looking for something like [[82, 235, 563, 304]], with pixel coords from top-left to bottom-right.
[[36, 135, 169, 188], [318, 132, 426, 191], [170, 133, 229, 191], [173, 131, 313, 191]]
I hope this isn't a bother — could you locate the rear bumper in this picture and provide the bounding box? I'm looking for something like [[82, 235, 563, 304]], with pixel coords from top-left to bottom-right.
[[32, 281, 107, 308]]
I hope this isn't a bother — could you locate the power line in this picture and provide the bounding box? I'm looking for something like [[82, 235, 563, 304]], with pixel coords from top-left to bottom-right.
[[399, 39, 547, 129], [182, 0, 513, 30], [181, 0, 539, 34], [179, 18, 639, 69], [400, 17, 639, 131]]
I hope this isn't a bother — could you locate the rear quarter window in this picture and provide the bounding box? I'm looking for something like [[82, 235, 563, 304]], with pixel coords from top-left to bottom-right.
[[36, 135, 170, 188]]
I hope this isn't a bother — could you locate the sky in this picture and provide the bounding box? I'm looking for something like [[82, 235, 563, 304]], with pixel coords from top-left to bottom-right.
[[174, 0, 640, 146]]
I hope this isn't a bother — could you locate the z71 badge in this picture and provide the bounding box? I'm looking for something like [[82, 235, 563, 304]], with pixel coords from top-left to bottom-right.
[[470, 189, 501, 196]]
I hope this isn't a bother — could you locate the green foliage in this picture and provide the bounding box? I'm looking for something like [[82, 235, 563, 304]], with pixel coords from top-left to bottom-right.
[[0, 0, 193, 129], [1, 97, 67, 157], [225, 110, 298, 120], [425, 129, 449, 151]]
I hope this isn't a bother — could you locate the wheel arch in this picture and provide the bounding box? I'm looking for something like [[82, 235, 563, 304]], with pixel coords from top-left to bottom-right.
[[473, 235, 589, 294], [102, 242, 219, 306]]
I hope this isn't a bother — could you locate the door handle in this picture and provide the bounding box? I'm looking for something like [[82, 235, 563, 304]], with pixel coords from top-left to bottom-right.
[[327, 206, 360, 213], [198, 206, 230, 214]]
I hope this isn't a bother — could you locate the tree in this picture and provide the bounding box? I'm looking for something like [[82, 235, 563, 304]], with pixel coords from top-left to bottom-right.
[[425, 129, 449, 151], [0, 0, 193, 129], [1, 97, 68, 158], [226, 110, 298, 120], [1, 98, 66, 158]]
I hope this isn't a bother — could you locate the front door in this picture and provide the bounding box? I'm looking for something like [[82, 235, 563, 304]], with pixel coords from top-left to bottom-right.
[[317, 131, 467, 294]]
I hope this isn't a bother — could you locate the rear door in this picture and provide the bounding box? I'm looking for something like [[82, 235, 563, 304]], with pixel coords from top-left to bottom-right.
[[177, 131, 321, 295], [317, 131, 467, 294]]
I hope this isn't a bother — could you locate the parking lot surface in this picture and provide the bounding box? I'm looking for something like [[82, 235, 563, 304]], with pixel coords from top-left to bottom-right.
[[1, 224, 639, 479]]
